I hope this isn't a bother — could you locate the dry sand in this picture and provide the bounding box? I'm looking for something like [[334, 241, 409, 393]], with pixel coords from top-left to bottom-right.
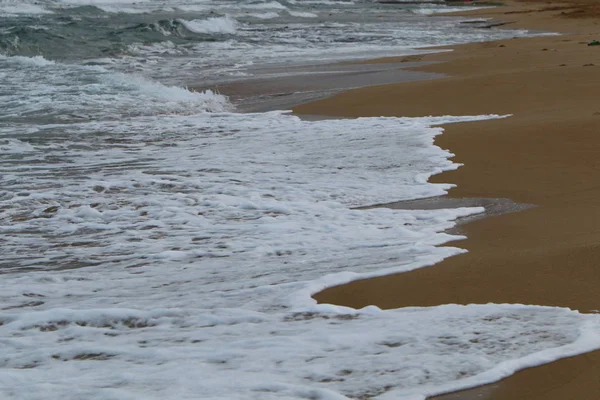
[[293, 1, 600, 398]]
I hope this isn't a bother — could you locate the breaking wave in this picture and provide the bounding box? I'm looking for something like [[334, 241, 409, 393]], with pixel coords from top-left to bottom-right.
[[178, 15, 238, 35]]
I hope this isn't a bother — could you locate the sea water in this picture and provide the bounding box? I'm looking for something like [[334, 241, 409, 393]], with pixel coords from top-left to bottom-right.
[[1, 1, 599, 399]]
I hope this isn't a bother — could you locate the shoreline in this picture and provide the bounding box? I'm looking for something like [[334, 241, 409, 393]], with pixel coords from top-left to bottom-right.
[[293, 1, 600, 399], [196, 60, 442, 113]]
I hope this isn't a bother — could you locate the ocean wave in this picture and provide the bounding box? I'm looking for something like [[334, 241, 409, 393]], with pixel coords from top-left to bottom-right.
[[0, 138, 36, 154], [412, 5, 488, 16], [127, 40, 185, 56], [127, 19, 186, 37], [50, 0, 149, 6], [3, 54, 55, 66], [246, 11, 281, 20], [178, 16, 238, 35], [37, 0, 291, 14], [0, 16, 234, 62], [242, 1, 288, 10], [0, 54, 230, 124], [286, 0, 355, 5], [0, 0, 53, 16], [1, 26, 46, 55], [287, 10, 318, 18]]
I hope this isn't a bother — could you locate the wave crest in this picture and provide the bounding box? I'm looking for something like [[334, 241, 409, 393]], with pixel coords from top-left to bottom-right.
[[178, 16, 238, 35], [0, 54, 231, 124]]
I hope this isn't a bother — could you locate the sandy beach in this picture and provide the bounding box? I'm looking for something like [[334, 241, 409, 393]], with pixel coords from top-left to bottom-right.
[[294, 0, 600, 398]]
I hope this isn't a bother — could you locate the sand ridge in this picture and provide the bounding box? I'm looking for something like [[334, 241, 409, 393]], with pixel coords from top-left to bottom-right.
[[293, 1, 600, 398]]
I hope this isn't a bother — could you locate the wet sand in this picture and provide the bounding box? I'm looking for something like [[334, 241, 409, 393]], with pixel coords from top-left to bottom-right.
[[293, 1, 600, 399], [195, 61, 441, 113]]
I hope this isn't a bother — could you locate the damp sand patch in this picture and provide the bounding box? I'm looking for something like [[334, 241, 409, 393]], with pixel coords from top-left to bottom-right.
[[356, 196, 535, 233]]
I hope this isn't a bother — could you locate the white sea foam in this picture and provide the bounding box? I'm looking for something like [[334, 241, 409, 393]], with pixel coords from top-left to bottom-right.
[[0, 0, 53, 15], [2, 104, 600, 399], [0, 4, 53, 15], [179, 16, 238, 35], [94, 5, 157, 13], [39, 0, 174, 13], [0, 139, 36, 154], [52, 0, 150, 4], [287, 0, 354, 5], [127, 41, 184, 56], [173, 4, 211, 13], [243, 1, 288, 10], [247, 11, 280, 19], [1, 302, 597, 400], [288, 10, 318, 18], [412, 6, 488, 16], [3, 54, 56, 66]]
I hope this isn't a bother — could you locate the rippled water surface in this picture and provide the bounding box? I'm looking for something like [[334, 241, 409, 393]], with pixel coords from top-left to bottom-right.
[[1, 0, 531, 85]]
